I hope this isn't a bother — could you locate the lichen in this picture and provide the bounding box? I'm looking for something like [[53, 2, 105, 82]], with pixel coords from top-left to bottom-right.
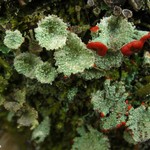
[[35, 62, 57, 84], [35, 15, 68, 50], [31, 116, 50, 143], [14, 52, 42, 79], [4, 30, 24, 49], [123, 106, 150, 144], [54, 32, 95, 76], [72, 126, 110, 150]]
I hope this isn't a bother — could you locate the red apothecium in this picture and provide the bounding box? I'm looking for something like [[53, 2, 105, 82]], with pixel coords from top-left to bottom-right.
[[90, 26, 99, 32], [140, 32, 150, 43], [121, 40, 144, 56], [87, 41, 108, 56]]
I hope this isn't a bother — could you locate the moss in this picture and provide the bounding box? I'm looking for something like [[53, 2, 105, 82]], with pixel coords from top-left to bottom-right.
[[136, 83, 150, 97], [0, 57, 12, 80], [0, 76, 8, 93]]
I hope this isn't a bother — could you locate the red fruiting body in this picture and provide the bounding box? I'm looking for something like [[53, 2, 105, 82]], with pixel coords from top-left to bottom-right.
[[121, 32, 150, 56], [125, 112, 129, 116], [100, 112, 105, 118], [93, 63, 97, 68], [127, 105, 132, 111], [87, 42, 108, 56], [90, 26, 99, 32], [121, 122, 126, 126], [125, 100, 129, 104], [121, 40, 144, 56], [131, 40, 144, 52], [141, 102, 145, 105], [121, 43, 133, 56], [117, 122, 126, 128], [140, 32, 150, 43], [116, 123, 122, 128], [64, 75, 68, 79]]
